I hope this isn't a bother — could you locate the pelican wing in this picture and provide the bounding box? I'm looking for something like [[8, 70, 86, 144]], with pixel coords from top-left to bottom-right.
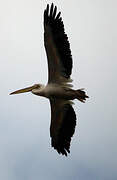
[[49, 99, 76, 156], [44, 4, 73, 84]]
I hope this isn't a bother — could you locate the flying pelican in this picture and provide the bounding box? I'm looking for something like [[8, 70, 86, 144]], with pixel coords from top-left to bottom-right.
[[10, 3, 88, 156]]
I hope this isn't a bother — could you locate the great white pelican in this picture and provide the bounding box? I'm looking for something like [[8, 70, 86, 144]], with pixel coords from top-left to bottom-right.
[[10, 3, 88, 156]]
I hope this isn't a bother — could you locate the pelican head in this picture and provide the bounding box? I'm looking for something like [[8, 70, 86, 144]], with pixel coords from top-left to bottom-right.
[[10, 84, 44, 96]]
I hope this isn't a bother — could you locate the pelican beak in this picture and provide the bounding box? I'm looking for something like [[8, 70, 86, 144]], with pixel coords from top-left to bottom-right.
[[10, 85, 35, 95]]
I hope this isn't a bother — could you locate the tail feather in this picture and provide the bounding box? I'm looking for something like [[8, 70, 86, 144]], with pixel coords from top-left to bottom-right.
[[76, 89, 89, 103]]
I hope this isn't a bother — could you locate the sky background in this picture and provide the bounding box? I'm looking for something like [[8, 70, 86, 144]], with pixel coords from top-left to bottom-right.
[[0, 0, 117, 179]]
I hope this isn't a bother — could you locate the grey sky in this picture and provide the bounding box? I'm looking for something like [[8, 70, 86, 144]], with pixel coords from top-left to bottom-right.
[[0, 0, 117, 180]]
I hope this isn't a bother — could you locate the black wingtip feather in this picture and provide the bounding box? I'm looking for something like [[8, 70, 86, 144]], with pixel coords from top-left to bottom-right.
[[46, 4, 49, 14], [55, 12, 61, 20], [50, 3, 54, 17], [53, 6, 57, 19]]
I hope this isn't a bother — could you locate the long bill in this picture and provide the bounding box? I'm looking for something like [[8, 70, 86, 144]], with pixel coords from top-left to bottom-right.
[[10, 85, 35, 95]]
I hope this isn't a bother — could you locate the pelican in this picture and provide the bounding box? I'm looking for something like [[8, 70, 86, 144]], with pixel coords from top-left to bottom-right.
[[10, 3, 88, 156]]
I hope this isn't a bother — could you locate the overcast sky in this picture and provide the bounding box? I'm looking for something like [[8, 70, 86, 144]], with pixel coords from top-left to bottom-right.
[[0, 0, 117, 179]]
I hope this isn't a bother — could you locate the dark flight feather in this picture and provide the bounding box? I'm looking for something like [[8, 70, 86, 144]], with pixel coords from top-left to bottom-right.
[[44, 3, 73, 79], [50, 100, 76, 156]]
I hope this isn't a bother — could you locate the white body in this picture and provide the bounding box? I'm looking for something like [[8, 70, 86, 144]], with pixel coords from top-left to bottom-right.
[[32, 83, 77, 100]]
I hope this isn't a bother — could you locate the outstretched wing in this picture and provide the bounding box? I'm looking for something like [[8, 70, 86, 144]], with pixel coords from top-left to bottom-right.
[[44, 3, 73, 84], [49, 99, 76, 156]]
